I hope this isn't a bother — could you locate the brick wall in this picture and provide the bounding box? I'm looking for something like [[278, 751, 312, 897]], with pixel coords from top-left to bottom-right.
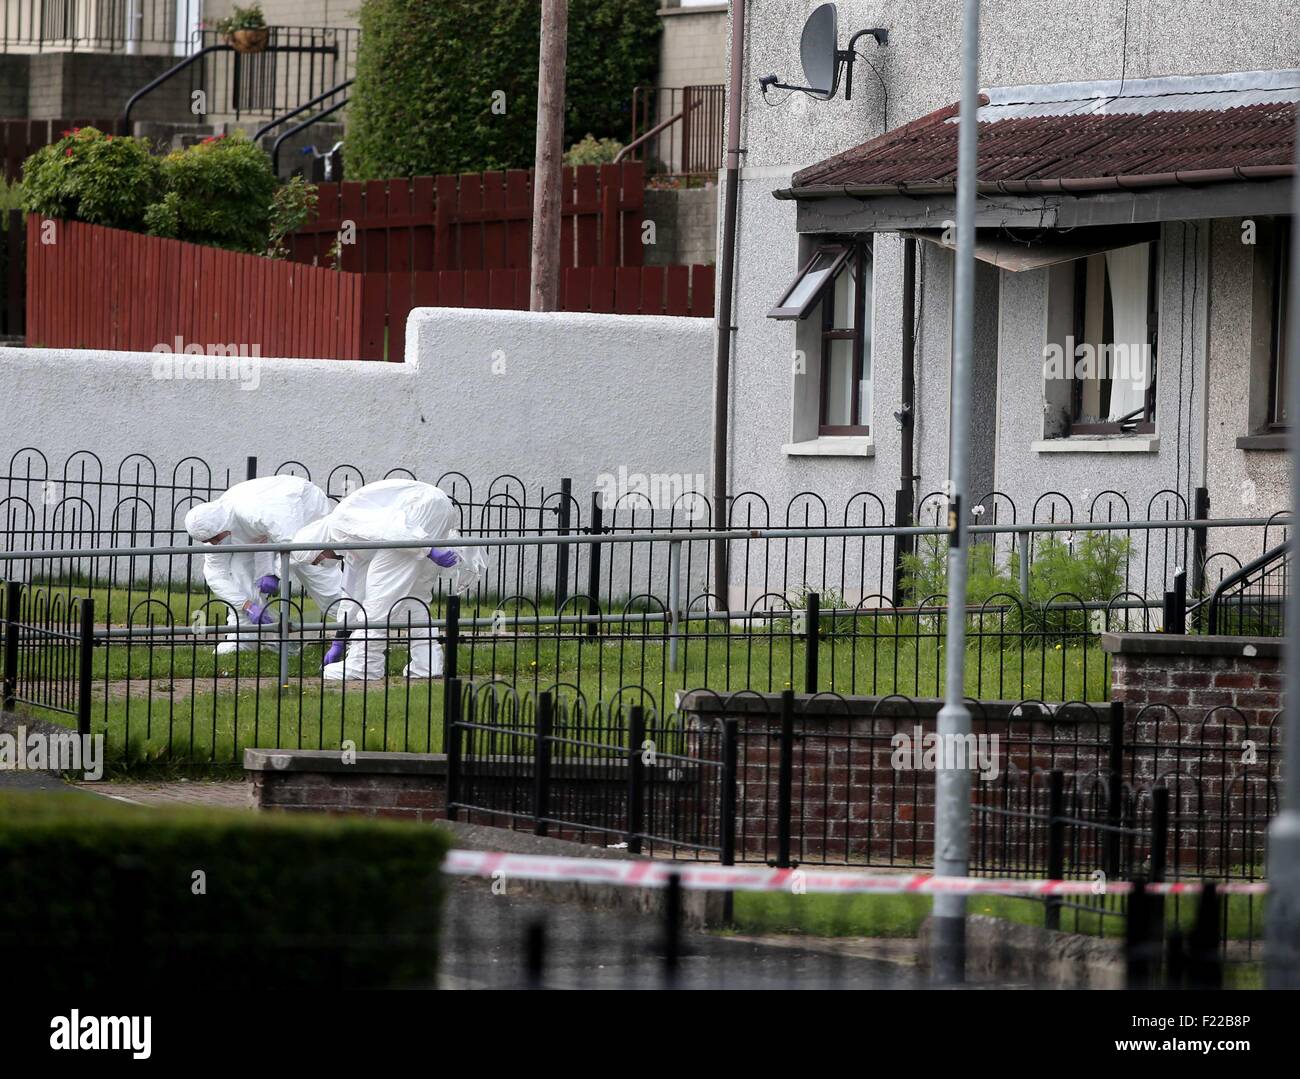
[[248, 750, 448, 821], [1106, 632, 1282, 731], [247, 638, 1279, 875]]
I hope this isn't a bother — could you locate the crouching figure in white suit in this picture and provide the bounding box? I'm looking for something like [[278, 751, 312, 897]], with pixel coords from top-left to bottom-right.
[[289, 478, 485, 681], [184, 475, 347, 655]]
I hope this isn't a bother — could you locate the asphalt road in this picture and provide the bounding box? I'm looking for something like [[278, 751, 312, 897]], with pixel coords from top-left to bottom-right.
[[438, 878, 920, 990]]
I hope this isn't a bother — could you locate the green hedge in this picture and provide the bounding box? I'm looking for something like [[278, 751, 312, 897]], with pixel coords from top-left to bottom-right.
[[346, 0, 661, 180], [0, 792, 448, 990]]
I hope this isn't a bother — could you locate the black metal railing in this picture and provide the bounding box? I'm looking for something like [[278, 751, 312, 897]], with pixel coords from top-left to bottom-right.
[[1, 0, 200, 53], [188, 26, 358, 121], [0, 448, 1288, 771], [445, 683, 1277, 878], [442, 682, 1270, 973], [1, 578, 93, 731], [1203, 541, 1290, 635]]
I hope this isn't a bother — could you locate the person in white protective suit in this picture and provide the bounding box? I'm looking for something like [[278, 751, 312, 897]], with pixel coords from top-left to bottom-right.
[[289, 478, 486, 681], [184, 475, 349, 655]]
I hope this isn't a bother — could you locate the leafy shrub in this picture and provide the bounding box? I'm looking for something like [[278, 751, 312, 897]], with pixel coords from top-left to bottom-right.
[[347, 0, 660, 180], [142, 132, 279, 253], [564, 133, 623, 166], [21, 127, 161, 230], [267, 174, 318, 259], [0, 177, 22, 212], [901, 535, 1016, 608], [901, 529, 1132, 642], [0, 791, 447, 990]]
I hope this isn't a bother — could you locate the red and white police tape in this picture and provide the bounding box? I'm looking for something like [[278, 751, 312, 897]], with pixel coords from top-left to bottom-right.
[[444, 850, 1268, 896]]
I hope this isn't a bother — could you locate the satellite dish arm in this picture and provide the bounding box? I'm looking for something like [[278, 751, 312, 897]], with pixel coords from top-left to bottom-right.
[[840, 28, 888, 102]]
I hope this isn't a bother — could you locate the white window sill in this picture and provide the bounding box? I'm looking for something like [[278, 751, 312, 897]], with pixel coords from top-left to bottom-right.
[[1031, 436, 1160, 454], [782, 437, 875, 458]]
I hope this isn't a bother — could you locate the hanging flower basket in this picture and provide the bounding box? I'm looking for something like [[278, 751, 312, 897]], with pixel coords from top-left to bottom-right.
[[228, 28, 270, 54]]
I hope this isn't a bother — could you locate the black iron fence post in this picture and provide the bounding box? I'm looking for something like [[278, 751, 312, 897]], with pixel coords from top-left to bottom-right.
[[1191, 486, 1210, 598], [245, 456, 258, 481], [555, 477, 572, 610], [1150, 785, 1169, 882], [663, 872, 682, 989], [2, 580, 19, 711], [775, 689, 795, 869], [533, 692, 553, 837], [443, 593, 459, 681], [1045, 769, 1065, 931], [444, 676, 462, 822], [1125, 879, 1161, 989], [1187, 882, 1223, 990], [77, 597, 94, 738], [720, 719, 738, 866], [586, 494, 603, 639], [1106, 700, 1125, 877], [892, 489, 915, 607], [1163, 571, 1187, 634], [626, 705, 646, 854], [803, 592, 819, 694]]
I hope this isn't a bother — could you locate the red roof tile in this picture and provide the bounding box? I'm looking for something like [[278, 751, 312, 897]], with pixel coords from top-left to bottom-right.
[[790, 98, 1296, 195]]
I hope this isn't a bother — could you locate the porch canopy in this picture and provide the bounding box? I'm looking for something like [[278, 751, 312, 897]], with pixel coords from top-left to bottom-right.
[[775, 68, 1298, 248]]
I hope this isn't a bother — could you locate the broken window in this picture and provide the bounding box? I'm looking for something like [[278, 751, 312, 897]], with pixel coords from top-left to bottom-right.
[[1067, 242, 1158, 435]]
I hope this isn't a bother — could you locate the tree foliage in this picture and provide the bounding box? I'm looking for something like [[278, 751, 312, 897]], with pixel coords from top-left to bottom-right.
[[346, 0, 661, 180]]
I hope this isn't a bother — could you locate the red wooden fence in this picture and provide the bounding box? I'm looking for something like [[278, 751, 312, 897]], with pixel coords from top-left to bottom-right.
[[25, 217, 364, 359], [289, 162, 647, 275], [356, 262, 715, 361], [25, 217, 714, 362], [2, 118, 117, 183]]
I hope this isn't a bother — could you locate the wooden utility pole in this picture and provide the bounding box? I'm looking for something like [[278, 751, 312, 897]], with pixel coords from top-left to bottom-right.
[[530, 0, 568, 312]]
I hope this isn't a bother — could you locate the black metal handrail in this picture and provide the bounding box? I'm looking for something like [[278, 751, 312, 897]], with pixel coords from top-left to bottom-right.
[[253, 78, 354, 142], [1199, 540, 1290, 634], [119, 43, 232, 134]]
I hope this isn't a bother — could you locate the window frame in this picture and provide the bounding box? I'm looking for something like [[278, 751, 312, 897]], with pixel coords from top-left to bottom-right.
[[1268, 218, 1291, 429], [768, 244, 853, 320], [817, 241, 870, 436], [1068, 242, 1159, 436]]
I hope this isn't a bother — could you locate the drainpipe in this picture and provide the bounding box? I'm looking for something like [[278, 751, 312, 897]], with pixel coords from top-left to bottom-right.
[[711, 0, 745, 610], [1266, 102, 1300, 990], [892, 238, 917, 603]]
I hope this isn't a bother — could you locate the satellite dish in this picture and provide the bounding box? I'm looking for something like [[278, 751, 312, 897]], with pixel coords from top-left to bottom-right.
[[800, 3, 839, 100], [756, 3, 888, 103]]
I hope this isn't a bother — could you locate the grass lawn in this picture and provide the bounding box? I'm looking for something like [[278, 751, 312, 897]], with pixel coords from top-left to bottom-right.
[[732, 890, 1264, 941], [16, 577, 1111, 766], [68, 627, 1110, 766]]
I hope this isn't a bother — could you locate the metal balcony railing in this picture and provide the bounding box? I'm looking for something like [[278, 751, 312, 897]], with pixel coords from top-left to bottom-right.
[[1, 0, 200, 54]]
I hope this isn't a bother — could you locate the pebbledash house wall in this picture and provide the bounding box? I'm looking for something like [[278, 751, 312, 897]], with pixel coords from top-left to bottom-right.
[[715, 0, 1297, 603], [3, 308, 713, 505]]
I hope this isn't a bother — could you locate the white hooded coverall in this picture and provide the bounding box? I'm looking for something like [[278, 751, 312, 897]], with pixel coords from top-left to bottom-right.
[[184, 475, 345, 652], [290, 478, 485, 681]]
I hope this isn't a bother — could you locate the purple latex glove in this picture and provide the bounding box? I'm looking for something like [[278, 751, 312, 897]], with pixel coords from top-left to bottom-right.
[[256, 574, 280, 596], [322, 639, 347, 666], [248, 602, 275, 625], [427, 548, 459, 568]]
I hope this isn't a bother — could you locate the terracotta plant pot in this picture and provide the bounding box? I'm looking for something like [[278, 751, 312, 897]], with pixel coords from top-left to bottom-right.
[[228, 28, 270, 54]]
